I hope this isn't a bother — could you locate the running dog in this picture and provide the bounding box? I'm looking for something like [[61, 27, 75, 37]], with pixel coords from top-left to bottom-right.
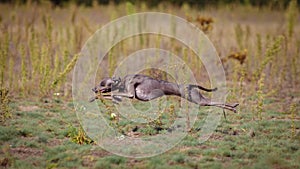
[[90, 74, 239, 113]]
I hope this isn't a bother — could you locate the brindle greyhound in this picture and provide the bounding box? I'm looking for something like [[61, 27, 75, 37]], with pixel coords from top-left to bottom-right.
[[90, 74, 239, 113]]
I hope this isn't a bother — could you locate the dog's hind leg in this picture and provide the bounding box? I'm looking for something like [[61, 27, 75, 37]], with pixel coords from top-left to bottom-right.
[[199, 102, 238, 113], [89, 94, 122, 104], [188, 88, 238, 113], [188, 84, 217, 92], [200, 102, 239, 108]]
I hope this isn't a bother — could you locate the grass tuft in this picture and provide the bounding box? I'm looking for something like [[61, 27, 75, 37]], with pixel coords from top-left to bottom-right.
[[0, 88, 11, 123], [286, 0, 298, 38]]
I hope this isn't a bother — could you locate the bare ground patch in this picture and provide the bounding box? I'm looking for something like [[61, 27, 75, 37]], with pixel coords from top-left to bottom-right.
[[18, 105, 40, 112], [10, 147, 44, 160]]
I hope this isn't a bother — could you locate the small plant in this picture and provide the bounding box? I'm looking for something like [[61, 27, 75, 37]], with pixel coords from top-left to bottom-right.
[[139, 125, 157, 135], [39, 45, 51, 96], [186, 15, 214, 33], [256, 33, 262, 60], [126, 1, 136, 15], [152, 112, 163, 127], [291, 50, 298, 88], [182, 84, 191, 131], [289, 103, 297, 138], [172, 154, 185, 164], [52, 53, 79, 90], [239, 65, 246, 102], [20, 45, 28, 96], [255, 73, 265, 120], [67, 125, 93, 145], [253, 36, 284, 81], [245, 25, 251, 48], [223, 49, 247, 65], [45, 14, 53, 45], [286, 0, 298, 38], [104, 156, 126, 165], [196, 16, 213, 33], [235, 24, 244, 49], [8, 57, 14, 90], [29, 27, 40, 81], [0, 144, 14, 168], [0, 33, 9, 89], [168, 104, 176, 126], [0, 88, 11, 123]]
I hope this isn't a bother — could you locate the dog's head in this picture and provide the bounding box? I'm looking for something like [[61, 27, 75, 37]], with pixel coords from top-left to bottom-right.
[[92, 77, 121, 93]]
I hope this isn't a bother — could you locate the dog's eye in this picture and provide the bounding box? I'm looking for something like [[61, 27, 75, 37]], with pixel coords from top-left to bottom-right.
[[100, 82, 105, 86]]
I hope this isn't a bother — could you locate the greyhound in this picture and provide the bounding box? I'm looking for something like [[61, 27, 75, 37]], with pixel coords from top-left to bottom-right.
[[90, 74, 239, 113]]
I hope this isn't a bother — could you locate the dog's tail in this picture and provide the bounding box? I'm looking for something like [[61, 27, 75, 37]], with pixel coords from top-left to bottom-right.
[[189, 84, 217, 92]]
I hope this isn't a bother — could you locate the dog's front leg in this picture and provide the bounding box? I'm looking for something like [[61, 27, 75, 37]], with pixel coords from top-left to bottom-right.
[[112, 84, 135, 99], [112, 95, 122, 102], [111, 92, 134, 98], [114, 82, 136, 99], [89, 95, 114, 102], [89, 96, 98, 102]]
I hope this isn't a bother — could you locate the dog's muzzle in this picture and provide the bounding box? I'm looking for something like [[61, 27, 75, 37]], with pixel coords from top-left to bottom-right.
[[92, 87, 111, 93]]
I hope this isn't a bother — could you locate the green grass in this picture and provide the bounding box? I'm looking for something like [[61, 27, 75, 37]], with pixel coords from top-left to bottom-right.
[[0, 99, 298, 168]]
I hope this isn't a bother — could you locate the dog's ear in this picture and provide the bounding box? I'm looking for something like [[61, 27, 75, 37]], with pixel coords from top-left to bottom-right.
[[112, 77, 121, 84]]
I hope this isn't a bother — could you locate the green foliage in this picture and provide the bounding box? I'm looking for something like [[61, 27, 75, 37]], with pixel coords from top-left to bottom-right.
[[39, 45, 51, 96], [102, 156, 126, 165], [0, 98, 298, 168], [289, 103, 297, 137], [0, 88, 11, 123], [0, 144, 14, 168], [286, 0, 298, 38], [171, 154, 185, 164], [235, 24, 244, 49], [52, 53, 79, 90], [20, 45, 28, 96], [253, 36, 284, 80], [67, 125, 94, 145], [255, 33, 262, 63], [0, 125, 18, 142], [44, 14, 53, 44], [0, 33, 8, 88], [139, 125, 157, 135], [126, 1, 136, 15], [95, 156, 126, 169], [256, 73, 265, 120]]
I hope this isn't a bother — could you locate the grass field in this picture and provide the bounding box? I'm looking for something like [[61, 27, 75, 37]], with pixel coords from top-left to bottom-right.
[[0, 1, 300, 168]]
